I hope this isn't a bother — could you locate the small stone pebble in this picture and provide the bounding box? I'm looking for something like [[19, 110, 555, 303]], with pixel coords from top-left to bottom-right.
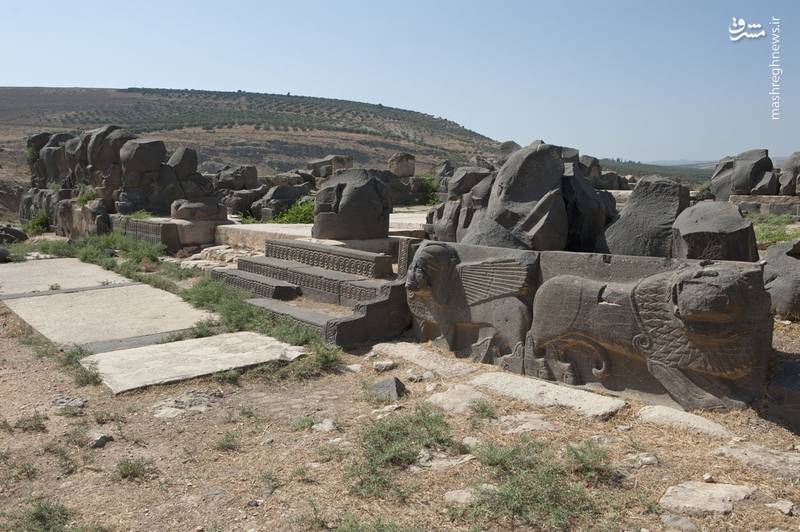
[[87, 433, 114, 449], [702, 473, 714, 483], [373, 360, 396, 372], [311, 419, 335, 432]]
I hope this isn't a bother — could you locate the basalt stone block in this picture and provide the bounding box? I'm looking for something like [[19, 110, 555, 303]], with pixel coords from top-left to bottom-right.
[[407, 240, 774, 412], [435, 159, 455, 179], [367, 377, 407, 402], [562, 163, 607, 252], [447, 167, 493, 200], [766, 360, 800, 429], [307, 154, 353, 178], [752, 171, 779, 195], [779, 172, 797, 196], [222, 185, 270, 215], [216, 165, 258, 190], [120, 139, 167, 180], [388, 152, 415, 177], [89, 127, 137, 177], [601, 176, 689, 258], [764, 239, 800, 320], [167, 147, 199, 179], [26, 132, 51, 154], [0, 225, 27, 244], [469, 154, 495, 171], [579, 155, 602, 180], [171, 198, 228, 221], [672, 201, 758, 262], [312, 169, 391, 240], [529, 258, 772, 412], [406, 241, 539, 361], [462, 143, 569, 251], [496, 140, 522, 167], [710, 149, 773, 201]]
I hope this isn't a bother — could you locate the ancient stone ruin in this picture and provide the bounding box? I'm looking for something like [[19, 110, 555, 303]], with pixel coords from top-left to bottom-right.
[[15, 129, 800, 430]]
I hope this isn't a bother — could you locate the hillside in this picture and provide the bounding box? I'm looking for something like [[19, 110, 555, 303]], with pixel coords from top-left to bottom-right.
[[600, 158, 713, 186], [0, 87, 496, 174]]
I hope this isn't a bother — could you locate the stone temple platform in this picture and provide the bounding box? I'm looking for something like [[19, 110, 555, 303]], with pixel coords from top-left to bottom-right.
[[215, 206, 428, 254], [1, 258, 211, 352], [729, 195, 800, 216]]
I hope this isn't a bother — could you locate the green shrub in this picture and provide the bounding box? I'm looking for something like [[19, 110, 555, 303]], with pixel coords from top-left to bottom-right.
[[25, 145, 39, 165], [22, 212, 49, 236], [464, 439, 594, 529], [349, 405, 454, 497], [116, 458, 153, 480], [268, 201, 314, 224], [75, 190, 96, 207], [14, 412, 48, 433]]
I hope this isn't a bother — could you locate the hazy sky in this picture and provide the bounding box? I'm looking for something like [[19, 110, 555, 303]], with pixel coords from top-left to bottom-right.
[[1, 0, 796, 161]]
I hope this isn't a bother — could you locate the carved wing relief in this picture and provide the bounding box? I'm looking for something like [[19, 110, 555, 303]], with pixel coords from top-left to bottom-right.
[[457, 259, 531, 306]]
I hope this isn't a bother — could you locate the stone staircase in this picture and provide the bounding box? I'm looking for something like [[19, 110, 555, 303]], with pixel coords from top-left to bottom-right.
[[212, 239, 410, 347]]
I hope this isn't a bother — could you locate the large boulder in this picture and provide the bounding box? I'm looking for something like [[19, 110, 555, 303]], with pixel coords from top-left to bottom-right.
[[592, 170, 629, 190], [778, 172, 797, 196], [26, 132, 51, 154], [170, 198, 227, 221], [751, 171, 779, 195], [0, 225, 28, 244], [461, 143, 569, 251], [44, 133, 75, 149], [764, 240, 800, 320], [221, 185, 269, 215], [312, 169, 391, 240], [88, 126, 136, 176], [579, 155, 602, 180], [39, 145, 71, 183], [781, 152, 800, 194], [447, 167, 493, 200], [435, 160, 455, 179], [496, 141, 522, 167], [167, 147, 198, 179], [120, 139, 166, 180], [672, 202, 758, 261], [215, 165, 258, 190], [562, 162, 607, 252], [469, 154, 495, 171], [710, 149, 774, 200], [388, 152, 415, 177], [600, 176, 689, 257]]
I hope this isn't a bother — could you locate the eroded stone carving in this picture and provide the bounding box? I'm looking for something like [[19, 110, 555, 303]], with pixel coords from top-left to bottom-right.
[[528, 262, 772, 411], [405, 242, 537, 362], [405, 240, 774, 412]]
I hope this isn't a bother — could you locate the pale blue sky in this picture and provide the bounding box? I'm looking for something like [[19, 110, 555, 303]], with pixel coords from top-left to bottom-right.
[[1, 0, 796, 161]]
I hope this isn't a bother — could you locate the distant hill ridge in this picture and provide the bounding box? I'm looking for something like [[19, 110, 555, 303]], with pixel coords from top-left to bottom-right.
[[0, 86, 495, 152]]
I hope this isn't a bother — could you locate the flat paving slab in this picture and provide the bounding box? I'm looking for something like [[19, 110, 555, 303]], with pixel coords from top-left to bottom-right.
[[81, 332, 308, 394], [5, 284, 212, 346], [371, 342, 477, 378], [0, 258, 129, 297], [470, 372, 627, 420]]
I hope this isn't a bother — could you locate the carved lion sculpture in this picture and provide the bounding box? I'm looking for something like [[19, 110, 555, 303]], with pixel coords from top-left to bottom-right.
[[528, 262, 773, 411], [405, 242, 535, 362]]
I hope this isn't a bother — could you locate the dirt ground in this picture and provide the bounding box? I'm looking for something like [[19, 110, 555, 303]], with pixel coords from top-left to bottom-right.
[[1, 299, 800, 531]]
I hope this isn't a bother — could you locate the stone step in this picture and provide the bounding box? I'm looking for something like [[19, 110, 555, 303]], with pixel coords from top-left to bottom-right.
[[246, 298, 339, 339], [264, 239, 394, 279], [236, 256, 389, 305], [210, 268, 299, 300], [247, 277, 410, 347]]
